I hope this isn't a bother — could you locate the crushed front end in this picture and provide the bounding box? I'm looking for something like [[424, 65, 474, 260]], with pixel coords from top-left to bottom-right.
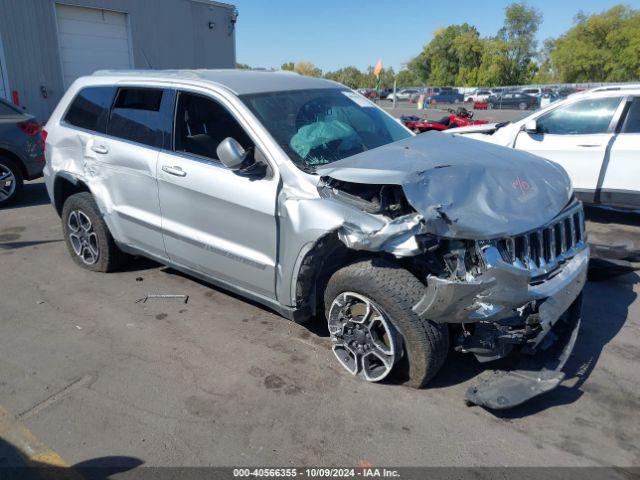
[[412, 201, 588, 409], [314, 133, 589, 409]]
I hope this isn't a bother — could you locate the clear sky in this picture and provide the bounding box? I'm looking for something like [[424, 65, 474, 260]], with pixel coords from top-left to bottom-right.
[[232, 0, 640, 73]]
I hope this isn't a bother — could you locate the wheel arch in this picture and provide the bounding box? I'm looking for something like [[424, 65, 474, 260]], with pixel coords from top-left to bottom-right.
[[0, 146, 28, 179], [292, 231, 401, 321], [53, 173, 90, 216]]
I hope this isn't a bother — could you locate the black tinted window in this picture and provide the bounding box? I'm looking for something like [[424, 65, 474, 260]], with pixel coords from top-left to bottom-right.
[[174, 92, 253, 161], [64, 87, 116, 133], [107, 88, 166, 148], [537, 97, 622, 135], [622, 98, 640, 133]]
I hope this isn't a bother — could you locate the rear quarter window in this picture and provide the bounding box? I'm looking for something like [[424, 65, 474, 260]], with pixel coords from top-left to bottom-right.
[[64, 86, 117, 133], [107, 88, 168, 148]]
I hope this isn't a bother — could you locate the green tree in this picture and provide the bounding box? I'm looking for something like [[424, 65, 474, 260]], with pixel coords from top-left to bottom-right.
[[476, 39, 511, 86], [294, 61, 322, 77], [406, 52, 431, 84], [424, 24, 483, 85], [280, 62, 295, 71], [395, 68, 424, 87], [497, 2, 543, 85], [324, 66, 365, 88], [550, 5, 640, 82], [404, 24, 486, 87], [532, 38, 557, 84], [236, 63, 251, 70]]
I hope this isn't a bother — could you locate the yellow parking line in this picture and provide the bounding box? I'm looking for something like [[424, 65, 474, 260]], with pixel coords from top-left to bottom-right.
[[0, 405, 82, 479]]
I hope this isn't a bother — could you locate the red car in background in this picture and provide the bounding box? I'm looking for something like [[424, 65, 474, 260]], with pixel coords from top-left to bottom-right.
[[357, 88, 376, 99], [400, 108, 489, 133]]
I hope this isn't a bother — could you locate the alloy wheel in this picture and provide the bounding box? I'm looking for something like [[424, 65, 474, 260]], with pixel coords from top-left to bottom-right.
[[0, 164, 16, 203], [327, 292, 400, 382], [67, 210, 100, 265]]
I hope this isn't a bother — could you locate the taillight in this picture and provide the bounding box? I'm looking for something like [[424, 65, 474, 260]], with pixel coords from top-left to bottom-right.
[[18, 119, 42, 136], [41, 129, 48, 153]]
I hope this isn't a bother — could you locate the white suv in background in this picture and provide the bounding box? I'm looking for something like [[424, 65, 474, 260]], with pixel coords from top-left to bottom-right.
[[465, 89, 492, 103], [450, 87, 640, 210]]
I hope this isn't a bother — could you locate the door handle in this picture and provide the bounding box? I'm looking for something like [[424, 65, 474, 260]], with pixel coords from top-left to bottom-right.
[[91, 144, 109, 154], [162, 165, 187, 177], [577, 144, 601, 148]]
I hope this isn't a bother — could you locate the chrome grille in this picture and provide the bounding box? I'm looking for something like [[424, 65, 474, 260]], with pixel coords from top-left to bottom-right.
[[497, 203, 586, 278]]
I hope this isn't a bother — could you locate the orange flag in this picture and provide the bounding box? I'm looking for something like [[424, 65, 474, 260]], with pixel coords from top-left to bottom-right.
[[373, 59, 383, 77]]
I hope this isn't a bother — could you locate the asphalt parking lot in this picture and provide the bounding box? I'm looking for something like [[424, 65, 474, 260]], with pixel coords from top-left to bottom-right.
[[0, 179, 639, 471]]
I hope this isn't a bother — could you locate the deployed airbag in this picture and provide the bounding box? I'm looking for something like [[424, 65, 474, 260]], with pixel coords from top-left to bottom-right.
[[290, 120, 360, 163]]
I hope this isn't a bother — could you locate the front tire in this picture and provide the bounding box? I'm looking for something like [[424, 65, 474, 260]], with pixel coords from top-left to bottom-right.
[[519, 102, 528, 110], [324, 259, 449, 388], [0, 157, 23, 207], [61, 192, 127, 272]]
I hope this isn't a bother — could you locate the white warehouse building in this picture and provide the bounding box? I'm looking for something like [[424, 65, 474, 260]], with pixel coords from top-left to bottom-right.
[[0, 0, 237, 119]]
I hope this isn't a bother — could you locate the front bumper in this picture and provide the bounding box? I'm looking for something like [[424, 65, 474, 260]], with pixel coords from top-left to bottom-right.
[[413, 244, 589, 409], [413, 245, 589, 333], [464, 293, 582, 409]]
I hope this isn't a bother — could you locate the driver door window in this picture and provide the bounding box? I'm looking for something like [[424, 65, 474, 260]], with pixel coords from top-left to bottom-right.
[[515, 96, 623, 196], [173, 92, 253, 161], [536, 97, 622, 135]]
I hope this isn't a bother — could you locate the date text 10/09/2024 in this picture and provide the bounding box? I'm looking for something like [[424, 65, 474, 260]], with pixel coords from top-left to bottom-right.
[[233, 468, 401, 478]]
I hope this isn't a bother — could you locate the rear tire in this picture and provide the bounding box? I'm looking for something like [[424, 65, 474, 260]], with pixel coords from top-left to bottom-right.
[[519, 102, 527, 110], [324, 259, 449, 388], [61, 192, 128, 272], [0, 157, 23, 207]]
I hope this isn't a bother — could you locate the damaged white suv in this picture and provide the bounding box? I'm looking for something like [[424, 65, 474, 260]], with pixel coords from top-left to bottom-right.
[[44, 70, 589, 409]]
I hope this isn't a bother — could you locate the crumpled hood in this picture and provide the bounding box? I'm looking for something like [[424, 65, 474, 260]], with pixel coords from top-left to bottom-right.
[[316, 132, 573, 239]]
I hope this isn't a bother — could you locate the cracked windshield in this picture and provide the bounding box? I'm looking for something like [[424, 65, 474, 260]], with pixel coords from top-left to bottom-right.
[[242, 88, 410, 171]]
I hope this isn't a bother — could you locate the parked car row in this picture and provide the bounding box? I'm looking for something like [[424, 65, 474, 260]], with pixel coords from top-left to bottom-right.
[[486, 92, 539, 110]]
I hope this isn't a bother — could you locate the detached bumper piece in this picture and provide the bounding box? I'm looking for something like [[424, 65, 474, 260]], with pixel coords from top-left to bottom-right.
[[465, 296, 582, 410]]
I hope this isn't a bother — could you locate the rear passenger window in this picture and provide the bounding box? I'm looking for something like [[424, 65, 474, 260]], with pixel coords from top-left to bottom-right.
[[173, 92, 253, 161], [107, 88, 165, 148], [64, 86, 116, 133], [622, 98, 640, 133]]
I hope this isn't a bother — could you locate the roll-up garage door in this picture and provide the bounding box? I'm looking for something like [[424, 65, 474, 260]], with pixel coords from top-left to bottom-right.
[[56, 4, 133, 89]]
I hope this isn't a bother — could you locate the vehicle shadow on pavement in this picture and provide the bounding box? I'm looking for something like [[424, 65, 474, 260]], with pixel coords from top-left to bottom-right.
[[585, 205, 640, 227], [0, 437, 143, 479], [0, 239, 63, 250], [3, 182, 51, 210], [493, 272, 638, 419], [427, 272, 638, 418]]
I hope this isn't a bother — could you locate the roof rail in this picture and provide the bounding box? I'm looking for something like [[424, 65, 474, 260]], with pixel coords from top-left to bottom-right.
[[588, 84, 640, 93]]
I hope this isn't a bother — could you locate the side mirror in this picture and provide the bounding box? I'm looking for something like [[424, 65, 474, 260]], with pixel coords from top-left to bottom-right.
[[217, 137, 248, 171], [524, 120, 538, 134]]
